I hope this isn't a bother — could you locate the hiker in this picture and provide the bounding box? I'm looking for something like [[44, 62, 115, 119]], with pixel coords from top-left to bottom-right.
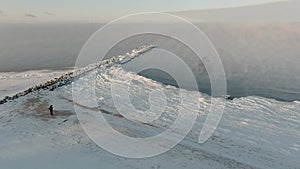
[[225, 95, 234, 100], [49, 105, 54, 116]]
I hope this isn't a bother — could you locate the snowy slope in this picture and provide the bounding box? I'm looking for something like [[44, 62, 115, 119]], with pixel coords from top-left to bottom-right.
[[0, 47, 300, 169], [0, 70, 71, 99]]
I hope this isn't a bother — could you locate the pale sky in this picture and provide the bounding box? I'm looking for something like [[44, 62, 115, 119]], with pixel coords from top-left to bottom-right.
[[0, 0, 285, 23]]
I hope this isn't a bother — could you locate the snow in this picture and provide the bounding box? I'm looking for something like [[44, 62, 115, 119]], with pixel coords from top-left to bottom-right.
[[0, 70, 70, 99], [0, 46, 299, 168]]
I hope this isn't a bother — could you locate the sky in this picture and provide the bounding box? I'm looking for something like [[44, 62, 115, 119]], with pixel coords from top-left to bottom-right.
[[0, 0, 285, 23]]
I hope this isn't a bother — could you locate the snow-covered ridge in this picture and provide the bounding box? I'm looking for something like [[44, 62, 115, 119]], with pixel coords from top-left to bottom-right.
[[0, 45, 299, 168], [0, 45, 155, 105]]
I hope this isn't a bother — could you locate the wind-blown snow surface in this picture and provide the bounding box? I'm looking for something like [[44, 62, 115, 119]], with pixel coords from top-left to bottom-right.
[[0, 69, 72, 99], [0, 52, 300, 169]]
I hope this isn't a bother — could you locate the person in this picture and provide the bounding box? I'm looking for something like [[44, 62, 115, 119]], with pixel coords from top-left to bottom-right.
[[49, 105, 54, 116], [225, 95, 234, 100]]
